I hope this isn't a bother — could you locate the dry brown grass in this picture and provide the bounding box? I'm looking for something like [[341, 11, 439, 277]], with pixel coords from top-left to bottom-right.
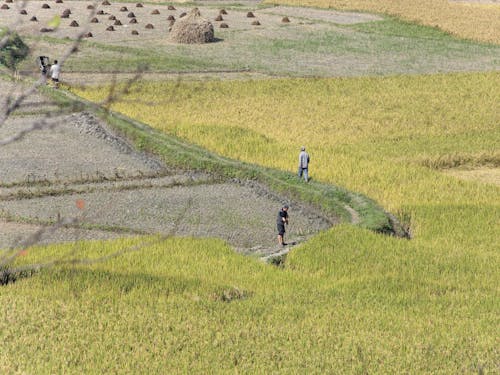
[[266, 0, 500, 44], [444, 168, 500, 186]]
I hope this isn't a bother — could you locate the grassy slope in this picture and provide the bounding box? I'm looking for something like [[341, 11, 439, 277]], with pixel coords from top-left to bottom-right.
[[1, 225, 498, 373]]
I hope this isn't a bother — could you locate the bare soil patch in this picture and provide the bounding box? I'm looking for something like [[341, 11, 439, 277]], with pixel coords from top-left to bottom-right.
[[0, 183, 331, 250], [260, 6, 382, 24], [0, 78, 332, 255], [0, 111, 165, 185], [444, 168, 500, 185]]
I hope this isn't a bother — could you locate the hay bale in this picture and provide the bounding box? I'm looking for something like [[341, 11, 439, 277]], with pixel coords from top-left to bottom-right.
[[106, 25, 114, 31], [179, 12, 186, 18], [120, 6, 127, 11], [5, 0, 13, 3], [108, 15, 115, 20], [220, 23, 228, 28], [84, 32, 93, 37], [40, 27, 54, 32], [129, 18, 137, 24], [55, 0, 63, 3], [62, 8, 71, 15], [219, 9, 227, 15], [281, 16, 290, 23], [169, 8, 214, 44], [136, 3, 143, 7], [20, 9, 27, 14], [30, 16, 38, 21], [151, 9, 159, 14], [131, 30, 139, 35], [215, 15, 223, 21], [102, 0, 110, 5], [97, 10, 104, 14], [246, 11, 254, 18], [90, 17, 98, 23], [87, 4, 94, 9], [41, 3, 50, 9], [167, 5, 175, 10], [114, 19, 122, 25], [167, 15, 175, 21], [69, 20, 79, 26], [127, 12, 135, 18], [251, 20, 260, 25], [145, 23, 154, 29], [1, 4, 9, 9]]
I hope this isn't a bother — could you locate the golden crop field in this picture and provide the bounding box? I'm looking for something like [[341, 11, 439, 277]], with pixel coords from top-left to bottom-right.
[[71, 72, 500, 212], [4, 72, 498, 372], [265, 0, 500, 44]]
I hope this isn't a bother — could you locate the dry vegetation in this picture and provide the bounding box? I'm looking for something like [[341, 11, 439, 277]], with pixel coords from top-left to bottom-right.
[[268, 0, 500, 44]]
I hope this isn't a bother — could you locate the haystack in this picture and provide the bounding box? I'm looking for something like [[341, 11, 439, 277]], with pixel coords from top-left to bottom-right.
[[20, 9, 27, 14], [41, 4, 50, 9], [90, 17, 98, 23], [1, 4, 9, 9], [169, 8, 214, 44]]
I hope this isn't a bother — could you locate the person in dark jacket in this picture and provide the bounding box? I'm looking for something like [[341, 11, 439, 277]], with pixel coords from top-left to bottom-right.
[[277, 205, 289, 246]]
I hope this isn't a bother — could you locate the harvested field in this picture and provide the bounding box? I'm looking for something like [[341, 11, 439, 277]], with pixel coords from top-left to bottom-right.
[[0, 183, 331, 251], [5, 1, 498, 79], [0, 218, 125, 249], [0, 112, 164, 185], [0, 79, 332, 254], [444, 167, 500, 185]]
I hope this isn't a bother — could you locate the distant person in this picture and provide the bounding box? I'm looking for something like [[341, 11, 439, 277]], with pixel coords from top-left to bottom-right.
[[49, 60, 61, 88], [277, 205, 289, 246], [298, 146, 310, 182], [39, 61, 47, 80]]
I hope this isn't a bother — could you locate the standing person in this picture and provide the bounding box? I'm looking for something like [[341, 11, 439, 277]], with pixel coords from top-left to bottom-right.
[[49, 59, 61, 88], [298, 146, 310, 182], [277, 205, 289, 246], [38, 56, 48, 81]]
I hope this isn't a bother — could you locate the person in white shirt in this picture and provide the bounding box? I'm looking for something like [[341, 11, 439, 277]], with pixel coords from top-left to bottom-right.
[[298, 146, 310, 182], [49, 60, 61, 88]]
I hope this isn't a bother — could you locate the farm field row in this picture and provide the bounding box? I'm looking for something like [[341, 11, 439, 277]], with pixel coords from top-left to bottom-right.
[[71, 72, 500, 212], [8, 4, 499, 79], [268, 0, 500, 44]]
